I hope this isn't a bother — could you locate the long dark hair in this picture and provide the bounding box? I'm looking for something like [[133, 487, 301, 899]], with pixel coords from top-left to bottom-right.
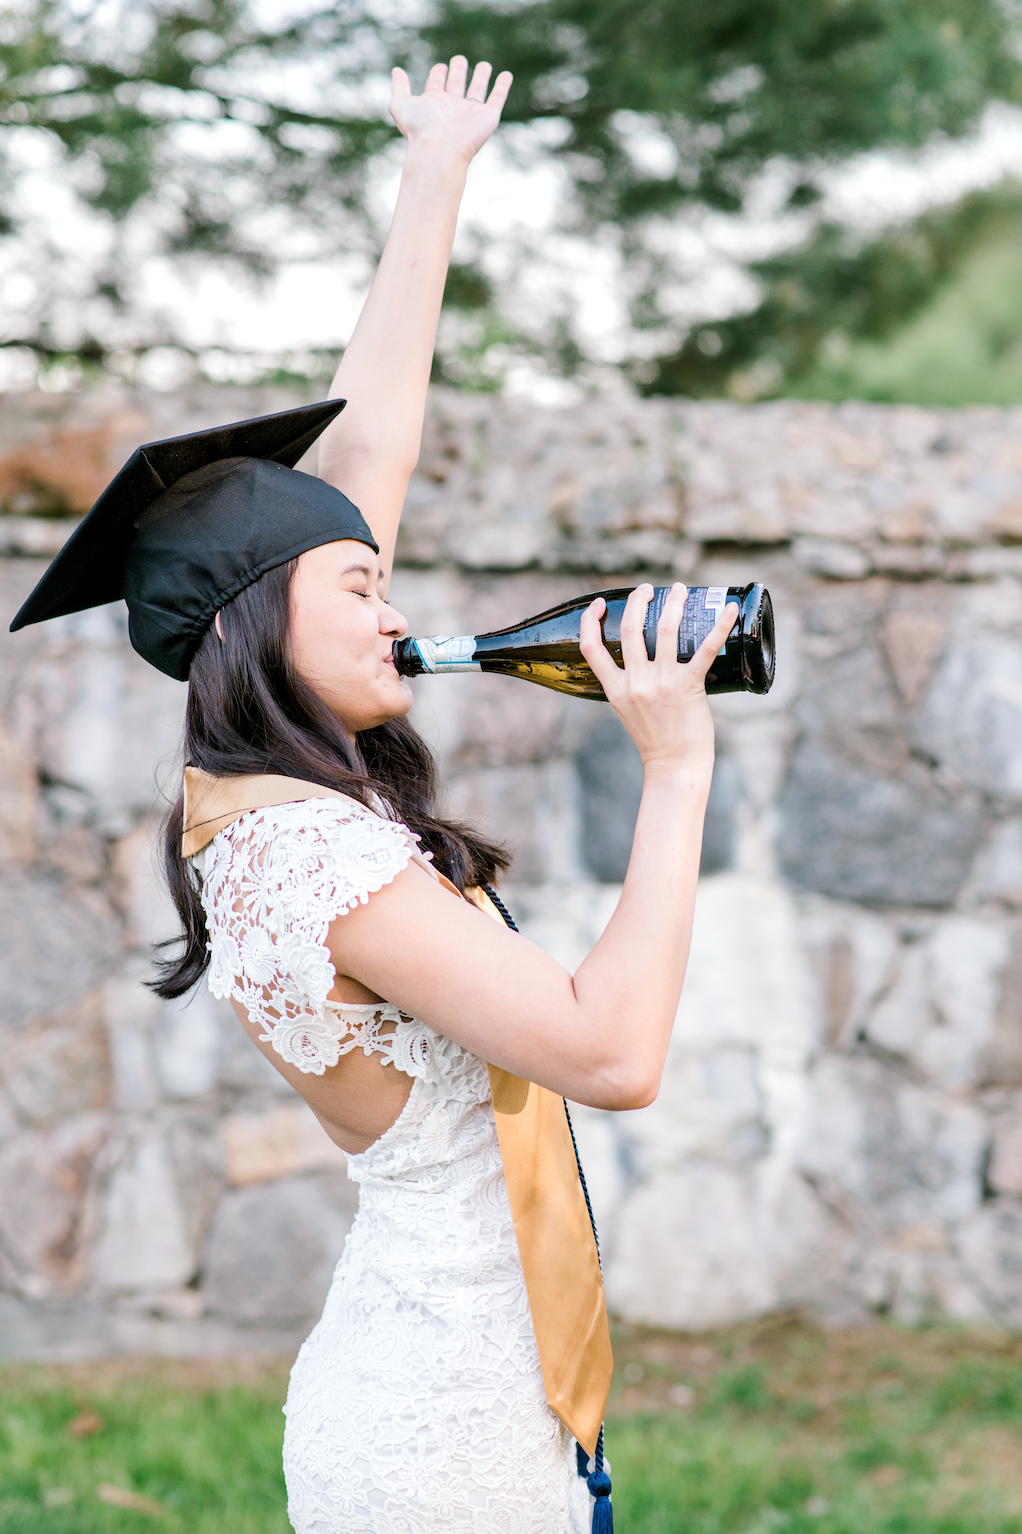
[[152, 557, 508, 999]]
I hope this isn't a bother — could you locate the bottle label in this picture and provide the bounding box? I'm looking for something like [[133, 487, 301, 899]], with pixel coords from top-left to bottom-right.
[[677, 587, 728, 657], [411, 635, 482, 674]]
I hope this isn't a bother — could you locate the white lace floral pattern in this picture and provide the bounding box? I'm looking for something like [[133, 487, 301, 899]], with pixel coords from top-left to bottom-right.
[[197, 797, 439, 1076], [194, 798, 591, 1533]]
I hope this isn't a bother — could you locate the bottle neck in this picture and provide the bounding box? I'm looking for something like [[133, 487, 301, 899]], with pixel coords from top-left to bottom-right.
[[393, 635, 480, 675]]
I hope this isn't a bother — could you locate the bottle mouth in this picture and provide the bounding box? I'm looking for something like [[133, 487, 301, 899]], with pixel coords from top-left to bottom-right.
[[759, 593, 775, 678], [743, 585, 775, 693]]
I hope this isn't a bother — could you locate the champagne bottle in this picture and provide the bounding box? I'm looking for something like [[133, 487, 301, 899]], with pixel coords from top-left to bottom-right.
[[392, 584, 775, 698]]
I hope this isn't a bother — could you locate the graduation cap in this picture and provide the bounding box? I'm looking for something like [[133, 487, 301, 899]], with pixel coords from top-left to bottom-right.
[[9, 399, 379, 681]]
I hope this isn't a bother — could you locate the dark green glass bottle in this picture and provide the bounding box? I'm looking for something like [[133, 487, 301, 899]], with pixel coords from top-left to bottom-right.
[[393, 584, 774, 698]]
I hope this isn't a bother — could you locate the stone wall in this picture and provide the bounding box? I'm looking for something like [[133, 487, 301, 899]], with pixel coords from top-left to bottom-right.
[[2, 384, 1022, 1358]]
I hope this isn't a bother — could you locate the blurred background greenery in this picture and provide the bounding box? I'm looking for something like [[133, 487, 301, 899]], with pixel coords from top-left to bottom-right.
[[3, 0, 1022, 404]]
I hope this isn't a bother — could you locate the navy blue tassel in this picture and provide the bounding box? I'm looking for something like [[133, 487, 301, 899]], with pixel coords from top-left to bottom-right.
[[584, 1428, 612, 1531], [588, 1467, 612, 1531]]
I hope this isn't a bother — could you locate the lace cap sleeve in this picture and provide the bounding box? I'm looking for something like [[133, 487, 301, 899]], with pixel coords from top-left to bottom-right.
[[197, 797, 421, 1074]]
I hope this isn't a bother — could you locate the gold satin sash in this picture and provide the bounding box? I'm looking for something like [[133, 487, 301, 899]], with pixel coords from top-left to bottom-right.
[[182, 767, 613, 1453]]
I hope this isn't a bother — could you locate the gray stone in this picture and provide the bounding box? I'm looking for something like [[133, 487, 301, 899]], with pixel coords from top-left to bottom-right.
[[914, 639, 1022, 798], [449, 670, 583, 769], [102, 967, 162, 1114], [797, 643, 911, 777], [618, 1044, 770, 1171], [955, 1199, 1022, 1327], [0, 719, 37, 864], [201, 1172, 357, 1326], [0, 868, 120, 1030], [11, 386, 1022, 1344], [864, 917, 1010, 1091], [988, 1103, 1022, 1196], [0, 1114, 108, 1294], [446, 762, 582, 884], [0, 1290, 306, 1360], [575, 711, 740, 882], [793, 539, 872, 579], [111, 815, 181, 951], [965, 819, 1022, 908], [153, 987, 222, 1101], [604, 1162, 777, 1329], [796, 898, 899, 1050], [796, 1056, 986, 1231], [0, 990, 110, 1124], [221, 1103, 348, 1187], [575, 711, 643, 882], [15, 643, 184, 832], [881, 606, 944, 707], [778, 739, 983, 906], [90, 1118, 223, 1294], [700, 756, 742, 876], [985, 923, 1022, 1085]]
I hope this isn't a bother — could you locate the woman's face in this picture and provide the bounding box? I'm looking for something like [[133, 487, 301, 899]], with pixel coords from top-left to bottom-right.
[[288, 540, 413, 732]]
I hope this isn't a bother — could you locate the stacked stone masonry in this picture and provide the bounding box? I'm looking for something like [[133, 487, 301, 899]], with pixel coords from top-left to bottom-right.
[[1, 384, 1022, 1358]]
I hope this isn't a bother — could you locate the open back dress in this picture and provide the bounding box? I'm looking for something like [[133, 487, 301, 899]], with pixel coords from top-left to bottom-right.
[[191, 794, 593, 1534]]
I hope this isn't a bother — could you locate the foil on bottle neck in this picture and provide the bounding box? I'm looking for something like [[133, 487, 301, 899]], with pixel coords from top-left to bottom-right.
[[411, 635, 482, 674]]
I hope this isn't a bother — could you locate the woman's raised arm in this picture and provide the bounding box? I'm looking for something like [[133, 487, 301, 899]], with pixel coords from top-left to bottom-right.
[[317, 56, 511, 583]]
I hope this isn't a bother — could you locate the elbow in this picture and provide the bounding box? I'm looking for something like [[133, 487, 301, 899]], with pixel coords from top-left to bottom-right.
[[583, 1060, 662, 1112]]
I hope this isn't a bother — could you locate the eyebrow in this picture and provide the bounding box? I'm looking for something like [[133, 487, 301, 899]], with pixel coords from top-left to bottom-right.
[[342, 561, 386, 588]]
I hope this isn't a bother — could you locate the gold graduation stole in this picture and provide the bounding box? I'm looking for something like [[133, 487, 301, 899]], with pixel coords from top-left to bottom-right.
[[182, 767, 613, 1455]]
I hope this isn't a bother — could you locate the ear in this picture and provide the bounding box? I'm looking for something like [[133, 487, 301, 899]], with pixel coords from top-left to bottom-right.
[[214, 611, 224, 641]]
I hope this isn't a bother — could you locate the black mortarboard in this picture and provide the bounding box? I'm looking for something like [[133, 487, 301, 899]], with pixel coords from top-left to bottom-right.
[[10, 399, 379, 681]]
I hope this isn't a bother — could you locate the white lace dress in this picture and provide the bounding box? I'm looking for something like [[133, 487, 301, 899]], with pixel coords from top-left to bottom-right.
[[193, 797, 592, 1534]]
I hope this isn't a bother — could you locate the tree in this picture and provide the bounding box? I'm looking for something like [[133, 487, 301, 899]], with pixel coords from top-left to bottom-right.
[[1, 0, 1020, 393], [0, 0, 396, 374]]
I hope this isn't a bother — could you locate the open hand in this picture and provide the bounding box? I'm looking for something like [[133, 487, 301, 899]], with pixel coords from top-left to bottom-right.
[[579, 583, 739, 770], [390, 56, 512, 162]]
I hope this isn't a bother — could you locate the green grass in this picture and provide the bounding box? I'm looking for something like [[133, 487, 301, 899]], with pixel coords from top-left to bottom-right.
[[0, 1358, 292, 1532], [607, 1316, 1022, 1532], [2, 1319, 1022, 1531]]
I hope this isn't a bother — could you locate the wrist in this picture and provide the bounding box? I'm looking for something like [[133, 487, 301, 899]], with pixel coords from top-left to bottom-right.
[[641, 752, 715, 786], [401, 134, 473, 174]]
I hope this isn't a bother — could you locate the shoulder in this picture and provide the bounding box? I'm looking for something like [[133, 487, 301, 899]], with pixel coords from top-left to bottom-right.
[[198, 795, 426, 914]]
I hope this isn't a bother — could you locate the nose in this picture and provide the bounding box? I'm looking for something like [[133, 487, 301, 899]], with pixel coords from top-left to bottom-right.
[[380, 601, 408, 639]]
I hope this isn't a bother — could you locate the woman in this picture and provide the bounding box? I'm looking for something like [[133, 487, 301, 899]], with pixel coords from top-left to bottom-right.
[[11, 54, 737, 1534]]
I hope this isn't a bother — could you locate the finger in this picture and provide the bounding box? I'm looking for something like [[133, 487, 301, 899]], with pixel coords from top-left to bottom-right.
[[619, 584, 654, 672], [467, 61, 492, 101], [390, 66, 411, 100], [579, 598, 623, 693], [424, 61, 448, 93], [653, 581, 688, 669], [486, 69, 513, 116], [688, 602, 739, 683], [446, 54, 468, 97]]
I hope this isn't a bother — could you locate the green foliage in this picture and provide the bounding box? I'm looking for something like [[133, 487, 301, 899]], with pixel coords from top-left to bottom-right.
[[421, 0, 1019, 221], [1, 0, 1021, 390], [789, 211, 1022, 405], [640, 179, 1022, 401]]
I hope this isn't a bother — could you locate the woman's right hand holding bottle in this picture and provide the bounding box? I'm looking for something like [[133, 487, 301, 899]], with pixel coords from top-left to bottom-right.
[[579, 583, 739, 772]]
